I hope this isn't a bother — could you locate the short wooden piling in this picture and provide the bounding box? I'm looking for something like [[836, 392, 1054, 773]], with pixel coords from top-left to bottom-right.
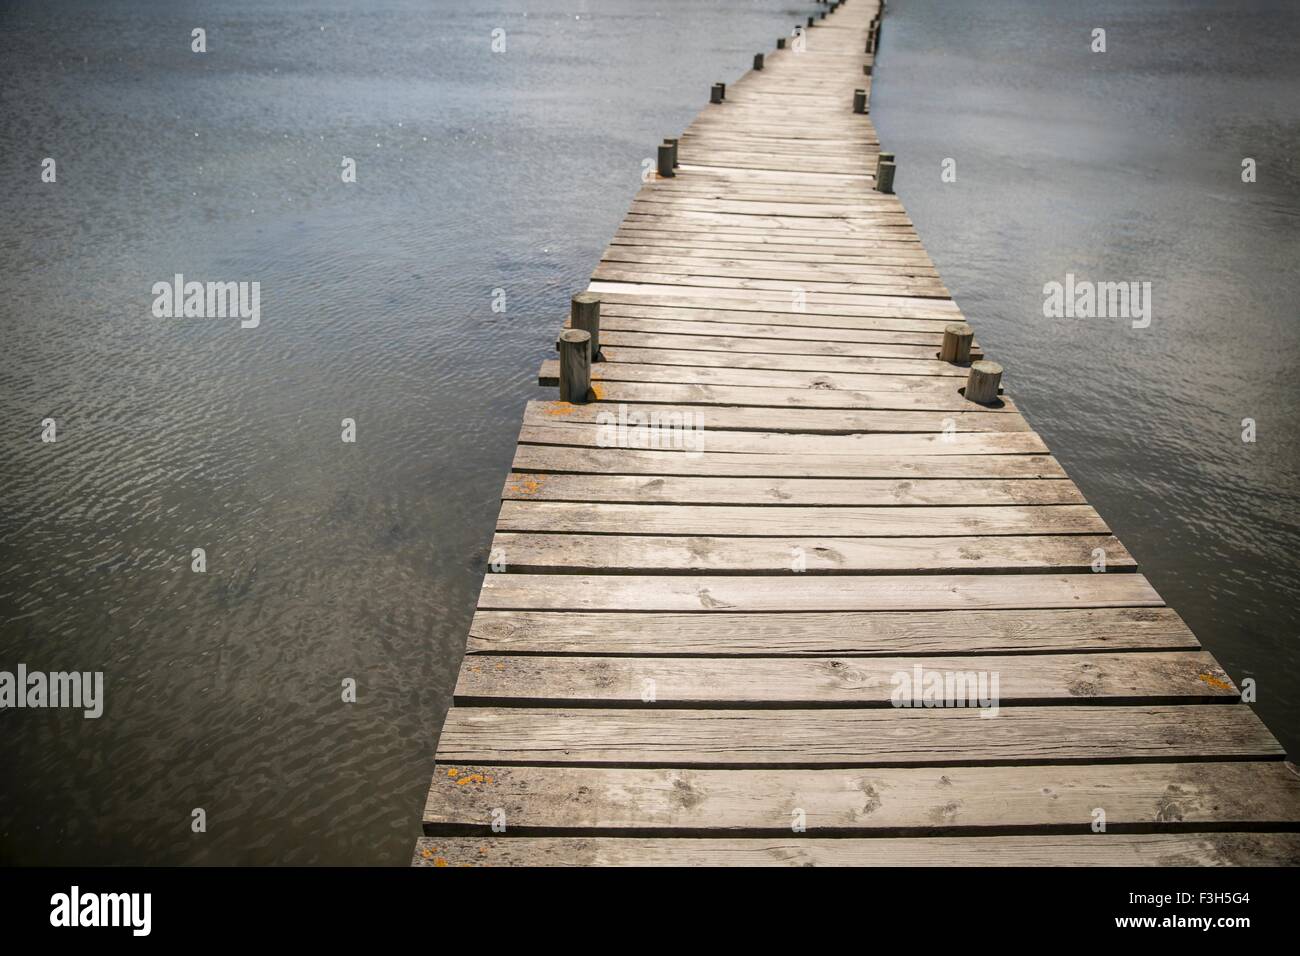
[[875, 150, 894, 181], [657, 143, 675, 179], [710, 83, 724, 104], [853, 89, 867, 114], [940, 323, 974, 364], [664, 137, 679, 168], [754, 53, 765, 70], [876, 160, 896, 193], [570, 292, 601, 359], [965, 360, 1003, 404], [777, 37, 786, 50], [558, 329, 592, 403]]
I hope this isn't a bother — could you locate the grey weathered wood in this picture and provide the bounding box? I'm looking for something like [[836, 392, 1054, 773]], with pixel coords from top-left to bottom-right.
[[657, 143, 675, 179], [453, 651, 1231, 706], [511, 443, 1067, 479], [517, 421, 1049, 457], [477, 572, 1161, 613], [941, 322, 974, 364], [425, 762, 1300, 832], [495, 501, 1109, 537], [967, 360, 1004, 405], [435, 704, 1282, 766], [501, 473, 1086, 506], [557, 329, 591, 404], [570, 292, 601, 357], [414, 833, 1300, 867], [876, 160, 896, 194], [465, 607, 1201, 656]]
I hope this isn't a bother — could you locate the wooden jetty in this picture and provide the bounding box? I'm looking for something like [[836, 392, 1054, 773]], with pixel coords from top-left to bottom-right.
[[414, 0, 1300, 866]]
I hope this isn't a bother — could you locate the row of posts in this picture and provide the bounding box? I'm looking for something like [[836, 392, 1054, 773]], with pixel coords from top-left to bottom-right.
[[558, 304, 1002, 409], [584, 0, 999, 409]]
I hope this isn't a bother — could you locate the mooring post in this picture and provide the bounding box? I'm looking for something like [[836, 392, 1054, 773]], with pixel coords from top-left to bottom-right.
[[965, 360, 1003, 405], [807, 16, 815, 27], [558, 329, 592, 403], [777, 37, 786, 49], [876, 161, 896, 194], [570, 292, 601, 360], [664, 137, 679, 168], [875, 150, 894, 181], [754, 53, 765, 70], [710, 83, 724, 104], [864, 63, 873, 75], [940, 323, 974, 364], [853, 89, 867, 114], [657, 142, 675, 179]]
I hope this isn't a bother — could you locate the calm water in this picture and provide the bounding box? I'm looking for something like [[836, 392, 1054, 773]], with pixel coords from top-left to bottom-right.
[[1, 0, 1297, 865]]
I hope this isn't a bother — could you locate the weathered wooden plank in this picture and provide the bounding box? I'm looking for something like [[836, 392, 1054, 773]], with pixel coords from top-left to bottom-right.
[[501, 473, 1086, 506], [414, 833, 1300, 866], [578, 315, 953, 346], [477, 572, 1161, 612], [486, 532, 1129, 574], [528, 399, 1025, 432], [495, 502, 1109, 537], [425, 761, 1300, 832], [511, 444, 1067, 478], [453, 652, 1231, 706], [537, 359, 982, 393], [594, 345, 972, 377], [434, 704, 1282, 766], [517, 423, 1046, 457], [590, 290, 960, 320], [595, 328, 953, 360], [465, 607, 1199, 656]]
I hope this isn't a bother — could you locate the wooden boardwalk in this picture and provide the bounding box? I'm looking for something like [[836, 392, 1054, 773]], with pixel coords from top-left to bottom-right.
[[414, 0, 1300, 866]]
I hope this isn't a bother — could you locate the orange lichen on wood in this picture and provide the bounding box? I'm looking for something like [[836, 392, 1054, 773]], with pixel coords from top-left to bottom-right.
[[1199, 673, 1234, 691], [508, 475, 546, 496]]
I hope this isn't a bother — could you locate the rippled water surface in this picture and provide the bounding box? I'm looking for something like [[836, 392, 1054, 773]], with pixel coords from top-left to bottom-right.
[[2, 0, 1298, 864]]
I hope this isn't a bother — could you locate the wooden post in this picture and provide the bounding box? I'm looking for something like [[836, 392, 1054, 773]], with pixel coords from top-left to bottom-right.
[[558, 329, 592, 403], [940, 323, 974, 364], [754, 53, 765, 70], [876, 161, 896, 194], [710, 83, 724, 104], [853, 89, 867, 114], [657, 143, 675, 179], [965, 360, 1003, 405], [570, 292, 601, 359], [807, 16, 815, 27], [864, 63, 873, 75], [875, 150, 894, 181], [777, 37, 786, 49], [664, 137, 679, 168]]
